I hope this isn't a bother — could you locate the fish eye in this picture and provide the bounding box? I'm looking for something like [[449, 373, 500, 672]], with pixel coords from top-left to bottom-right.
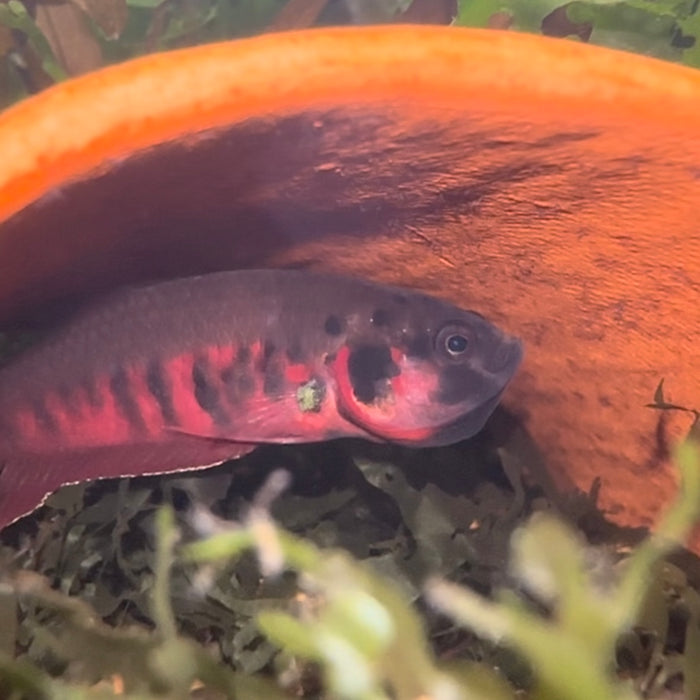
[[446, 334, 468, 354], [435, 324, 474, 361]]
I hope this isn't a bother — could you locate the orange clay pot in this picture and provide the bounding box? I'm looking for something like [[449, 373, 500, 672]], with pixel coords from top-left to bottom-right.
[[0, 26, 698, 546]]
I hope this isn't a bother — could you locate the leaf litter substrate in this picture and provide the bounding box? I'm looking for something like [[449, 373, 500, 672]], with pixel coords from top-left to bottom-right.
[[0, 408, 696, 691]]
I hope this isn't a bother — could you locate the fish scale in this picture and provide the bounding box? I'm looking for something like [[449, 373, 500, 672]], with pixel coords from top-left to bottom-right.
[[0, 269, 522, 530]]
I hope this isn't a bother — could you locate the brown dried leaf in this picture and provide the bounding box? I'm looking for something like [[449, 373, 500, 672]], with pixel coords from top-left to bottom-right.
[[35, 0, 103, 76], [70, 0, 128, 40], [267, 0, 330, 31], [487, 11, 514, 29], [0, 22, 13, 56]]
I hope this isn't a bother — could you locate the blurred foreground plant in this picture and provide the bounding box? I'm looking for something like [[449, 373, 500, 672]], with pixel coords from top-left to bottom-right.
[[1, 441, 699, 699], [427, 440, 700, 700]]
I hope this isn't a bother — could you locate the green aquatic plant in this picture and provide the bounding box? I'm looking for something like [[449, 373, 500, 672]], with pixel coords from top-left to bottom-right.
[[0, 439, 699, 699]]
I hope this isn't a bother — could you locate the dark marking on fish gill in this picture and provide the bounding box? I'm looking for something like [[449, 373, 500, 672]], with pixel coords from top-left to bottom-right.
[[111, 366, 146, 431], [370, 308, 391, 327], [406, 332, 432, 359], [324, 315, 344, 336], [192, 357, 228, 426], [436, 365, 488, 405], [146, 360, 177, 424], [33, 398, 58, 434], [347, 345, 400, 404], [237, 346, 251, 364]]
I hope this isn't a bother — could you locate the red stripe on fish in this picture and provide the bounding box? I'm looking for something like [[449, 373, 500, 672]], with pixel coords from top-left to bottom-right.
[[284, 363, 312, 385], [126, 364, 169, 436]]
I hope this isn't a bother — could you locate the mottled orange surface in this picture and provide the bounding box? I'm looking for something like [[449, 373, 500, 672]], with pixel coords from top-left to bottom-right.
[[0, 26, 698, 546]]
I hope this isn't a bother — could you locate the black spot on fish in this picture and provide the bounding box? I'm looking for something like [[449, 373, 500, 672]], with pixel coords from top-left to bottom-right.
[[146, 360, 177, 424], [263, 361, 286, 397], [260, 342, 285, 397], [256, 341, 277, 375], [221, 362, 255, 403], [192, 358, 228, 426], [347, 345, 400, 404], [236, 346, 251, 364], [406, 332, 432, 359], [371, 308, 390, 327], [263, 341, 276, 360], [436, 365, 487, 406], [237, 373, 255, 396], [286, 341, 304, 363], [324, 315, 344, 336], [393, 294, 408, 305], [111, 366, 145, 431], [33, 399, 58, 434]]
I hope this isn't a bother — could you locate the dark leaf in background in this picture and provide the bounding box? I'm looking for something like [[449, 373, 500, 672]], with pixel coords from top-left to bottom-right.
[[541, 3, 592, 41], [398, 0, 457, 24]]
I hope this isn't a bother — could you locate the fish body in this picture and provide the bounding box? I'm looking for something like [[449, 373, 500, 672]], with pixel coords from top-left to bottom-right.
[[0, 270, 522, 529]]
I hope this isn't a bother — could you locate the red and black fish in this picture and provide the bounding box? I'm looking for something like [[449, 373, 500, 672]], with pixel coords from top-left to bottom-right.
[[0, 270, 522, 529]]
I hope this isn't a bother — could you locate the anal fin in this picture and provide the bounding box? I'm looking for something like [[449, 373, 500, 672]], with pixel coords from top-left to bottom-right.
[[0, 437, 258, 531]]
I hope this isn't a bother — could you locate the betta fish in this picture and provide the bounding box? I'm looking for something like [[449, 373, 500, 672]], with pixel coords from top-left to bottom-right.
[[0, 270, 522, 529]]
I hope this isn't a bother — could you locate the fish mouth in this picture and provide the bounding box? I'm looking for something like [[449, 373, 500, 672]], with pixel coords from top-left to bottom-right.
[[487, 336, 524, 374]]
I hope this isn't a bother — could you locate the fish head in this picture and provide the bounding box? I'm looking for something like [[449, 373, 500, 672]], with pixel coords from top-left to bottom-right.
[[325, 289, 523, 447]]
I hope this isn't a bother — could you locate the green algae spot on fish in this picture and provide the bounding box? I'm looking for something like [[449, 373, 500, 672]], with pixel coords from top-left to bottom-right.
[[296, 377, 326, 413], [0, 270, 523, 530]]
